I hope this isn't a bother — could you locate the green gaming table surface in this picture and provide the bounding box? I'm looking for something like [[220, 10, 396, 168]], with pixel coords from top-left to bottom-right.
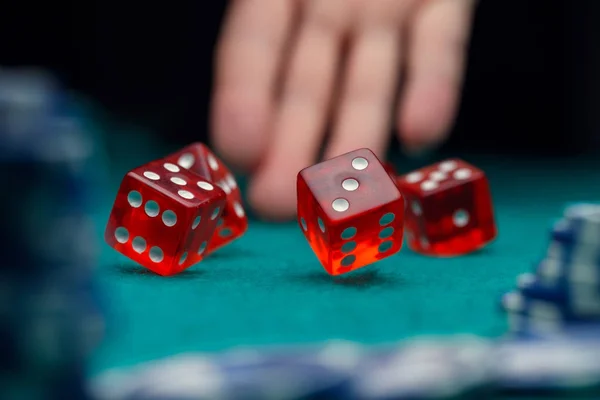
[[85, 119, 600, 376]]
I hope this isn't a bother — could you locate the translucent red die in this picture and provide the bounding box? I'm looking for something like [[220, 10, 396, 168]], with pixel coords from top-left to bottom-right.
[[297, 148, 405, 275], [164, 143, 248, 254], [396, 158, 497, 256], [105, 159, 226, 276], [383, 162, 398, 182]]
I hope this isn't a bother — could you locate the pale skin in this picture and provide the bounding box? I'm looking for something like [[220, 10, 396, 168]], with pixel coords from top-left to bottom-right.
[[211, 0, 478, 220]]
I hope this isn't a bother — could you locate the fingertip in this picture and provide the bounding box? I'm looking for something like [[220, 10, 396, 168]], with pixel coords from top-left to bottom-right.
[[211, 92, 271, 171], [397, 81, 454, 155], [397, 116, 444, 156], [247, 167, 298, 221]]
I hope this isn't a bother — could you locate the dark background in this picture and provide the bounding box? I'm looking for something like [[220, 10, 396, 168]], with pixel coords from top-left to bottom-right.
[[1, 1, 598, 155]]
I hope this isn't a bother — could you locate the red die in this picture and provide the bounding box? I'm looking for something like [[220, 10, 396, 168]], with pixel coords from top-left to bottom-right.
[[105, 160, 227, 276], [396, 158, 497, 256], [297, 148, 405, 276], [383, 162, 398, 181], [165, 143, 248, 254]]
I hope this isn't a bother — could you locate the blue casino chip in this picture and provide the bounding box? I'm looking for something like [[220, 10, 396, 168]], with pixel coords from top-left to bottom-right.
[[559, 203, 600, 246], [534, 257, 600, 287], [547, 220, 600, 267], [516, 272, 600, 318], [0, 68, 103, 270], [500, 289, 599, 336], [0, 67, 104, 400], [0, 68, 64, 159], [504, 312, 599, 338], [507, 321, 600, 341]]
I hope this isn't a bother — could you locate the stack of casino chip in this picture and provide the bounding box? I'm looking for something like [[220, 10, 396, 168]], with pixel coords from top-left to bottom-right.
[[90, 341, 363, 400], [0, 68, 105, 398], [90, 335, 600, 399], [90, 337, 498, 400], [500, 203, 600, 337]]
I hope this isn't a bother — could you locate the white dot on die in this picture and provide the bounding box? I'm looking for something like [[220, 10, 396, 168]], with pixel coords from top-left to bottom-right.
[[219, 181, 231, 194], [453, 209, 470, 227], [351, 157, 369, 171], [197, 181, 214, 191], [378, 241, 393, 253], [342, 178, 359, 191], [332, 198, 349, 212], [341, 255, 355, 266], [379, 227, 394, 240], [211, 207, 221, 220], [178, 190, 194, 199], [198, 242, 207, 255], [127, 191, 142, 208], [163, 163, 180, 173], [179, 252, 188, 265], [162, 210, 177, 227], [439, 160, 458, 172], [300, 217, 307, 231], [318, 218, 326, 233], [405, 172, 423, 183], [429, 171, 447, 182], [192, 216, 201, 230], [178, 153, 195, 169], [411, 201, 422, 216], [143, 171, 160, 181], [233, 202, 245, 218], [453, 168, 472, 180], [342, 241, 356, 253], [421, 180, 438, 191], [226, 174, 237, 189], [379, 213, 395, 226], [149, 247, 164, 263], [341, 227, 356, 240], [170, 177, 187, 186], [145, 201, 160, 217], [208, 154, 219, 171], [132, 237, 147, 253], [115, 227, 129, 243]]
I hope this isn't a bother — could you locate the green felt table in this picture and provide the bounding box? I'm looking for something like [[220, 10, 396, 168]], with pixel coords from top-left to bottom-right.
[[84, 122, 600, 377]]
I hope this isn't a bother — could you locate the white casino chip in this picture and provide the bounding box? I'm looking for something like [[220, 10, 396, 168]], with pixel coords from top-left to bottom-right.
[[493, 338, 600, 391], [563, 203, 600, 246], [352, 336, 493, 399], [90, 354, 225, 400]]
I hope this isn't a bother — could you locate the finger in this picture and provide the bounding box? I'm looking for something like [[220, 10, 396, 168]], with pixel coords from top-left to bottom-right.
[[398, 0, 477, 153], [249, 0, 351, 220], [211, 0, 295, 170], [325, 1, 409, 160]]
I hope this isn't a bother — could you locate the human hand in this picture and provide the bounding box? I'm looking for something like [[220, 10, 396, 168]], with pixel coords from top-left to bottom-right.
[[211, 0, 477, 220]]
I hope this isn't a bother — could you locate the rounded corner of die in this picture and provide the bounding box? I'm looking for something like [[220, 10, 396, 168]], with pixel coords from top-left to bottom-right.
[[123, 168, 147, 184], [297, 168, 310, 184], [213, 183, 228, 198], [354, 147, 377, 160]]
